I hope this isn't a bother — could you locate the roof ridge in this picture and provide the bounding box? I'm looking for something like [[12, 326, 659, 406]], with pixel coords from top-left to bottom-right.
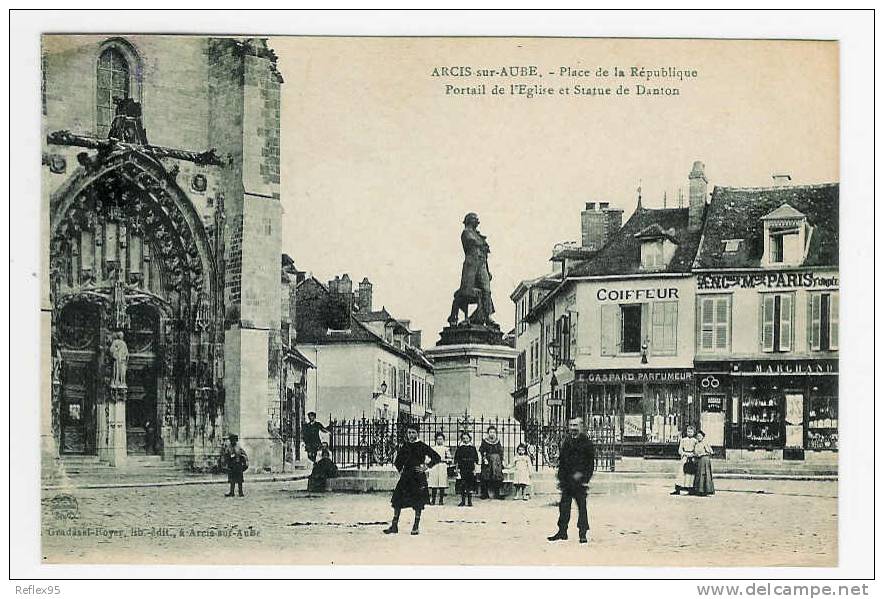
[[714, 183, 839, 192]]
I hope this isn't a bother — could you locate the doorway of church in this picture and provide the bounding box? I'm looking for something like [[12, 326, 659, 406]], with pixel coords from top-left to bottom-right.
[[125, 304, 161, 455], [58, 301, 100, 455]]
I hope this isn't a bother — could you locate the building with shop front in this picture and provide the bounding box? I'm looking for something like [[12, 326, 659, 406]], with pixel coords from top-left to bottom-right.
[[294, 274, 434, 420], [692, 183, 839, 461], [42, 35, 297, 472]]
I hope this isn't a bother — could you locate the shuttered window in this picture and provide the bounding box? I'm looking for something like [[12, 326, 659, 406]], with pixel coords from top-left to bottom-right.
[[809, 291, 838, 351], [830, 293, 838, 350], [651, 301, 678, 355], [809, 293, 822, 350], [761, 293, 794, 353], [698, 295, 730, 353], [600, 304, 620, 356], [569, 311, 578, 360]]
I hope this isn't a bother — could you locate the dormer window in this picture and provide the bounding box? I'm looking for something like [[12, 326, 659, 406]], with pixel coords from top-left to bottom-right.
[[643, 240, 665, 269], [635, 225, 677, 271], [723, 239, 742, 253], [762, 204, 811, 267]]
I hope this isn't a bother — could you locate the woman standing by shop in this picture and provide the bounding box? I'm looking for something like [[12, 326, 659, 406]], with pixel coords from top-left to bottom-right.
[[693, 430, 716, 496], [672, 424, 697, 495], [480, 425, 505, 499]]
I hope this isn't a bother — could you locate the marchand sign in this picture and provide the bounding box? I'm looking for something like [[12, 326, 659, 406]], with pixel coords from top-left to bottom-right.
[[578, 369, 693, 384], [731, 360, 838, 375]]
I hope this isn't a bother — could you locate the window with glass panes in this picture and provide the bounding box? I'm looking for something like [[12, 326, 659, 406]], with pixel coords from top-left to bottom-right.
[[96, 48, 130, 136]]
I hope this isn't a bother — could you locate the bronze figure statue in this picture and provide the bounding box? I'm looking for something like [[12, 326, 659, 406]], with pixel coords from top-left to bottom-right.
[[448, 212, 498, 328]]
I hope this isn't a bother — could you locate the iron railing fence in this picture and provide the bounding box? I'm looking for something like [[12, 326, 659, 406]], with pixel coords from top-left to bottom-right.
[[327, 416, 618, 472]]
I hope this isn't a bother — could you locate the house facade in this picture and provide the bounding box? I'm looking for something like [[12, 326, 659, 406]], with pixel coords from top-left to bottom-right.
[[511, 162, 839, 461], [294, 275, 434, 421], [692, 183, 839, 460]]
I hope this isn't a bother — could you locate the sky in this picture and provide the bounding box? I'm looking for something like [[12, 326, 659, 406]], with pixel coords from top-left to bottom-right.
[[272, 37, 838, 340]]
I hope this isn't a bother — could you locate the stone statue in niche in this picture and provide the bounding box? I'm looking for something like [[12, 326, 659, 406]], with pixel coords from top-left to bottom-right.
[[108, 331, 129, 390]]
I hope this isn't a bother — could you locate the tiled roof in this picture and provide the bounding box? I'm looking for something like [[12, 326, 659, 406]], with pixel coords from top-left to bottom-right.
[[294, 277, 432, 371], [568, 206, 702, 276], [283, 347, 315, 369], [694, 184, 838, 269], [353, 309, 394, 323]]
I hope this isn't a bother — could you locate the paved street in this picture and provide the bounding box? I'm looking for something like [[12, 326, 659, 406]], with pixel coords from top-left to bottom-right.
[[41, 476, 836, 567]]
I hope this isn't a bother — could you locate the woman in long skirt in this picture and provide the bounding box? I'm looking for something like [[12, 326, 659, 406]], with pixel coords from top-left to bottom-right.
[[383, 422, 441, 535], [427, 431, 451, 505], [672, 424, 697, 495], [693, 430, 716, 496]]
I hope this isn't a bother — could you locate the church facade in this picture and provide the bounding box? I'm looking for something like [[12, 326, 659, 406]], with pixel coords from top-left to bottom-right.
[[41, 35, 288, 471]]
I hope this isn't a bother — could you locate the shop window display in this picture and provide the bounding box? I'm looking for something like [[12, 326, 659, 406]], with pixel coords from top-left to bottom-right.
[[741, 386, 784, 447], [647, 384, 687, 444], [806, 391, 838, 451]]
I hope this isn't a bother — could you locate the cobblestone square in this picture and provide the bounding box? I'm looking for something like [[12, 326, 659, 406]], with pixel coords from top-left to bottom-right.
[[41, 476, 837, 567]]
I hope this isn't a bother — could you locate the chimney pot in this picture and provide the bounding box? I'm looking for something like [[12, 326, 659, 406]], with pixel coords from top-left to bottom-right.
[[599, 202, 610, 210], [586, 202, 596, 211]]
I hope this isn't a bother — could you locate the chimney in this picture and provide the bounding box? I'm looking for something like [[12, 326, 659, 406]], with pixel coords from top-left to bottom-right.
[[772, 173, 792, 186], [582, 202, 623, 249], [339, 273, 352, 294], [410, 330, 422, 349], [327, 274, 354, 328], [689, 160, 708, 230], [357, 277, 373, 312]]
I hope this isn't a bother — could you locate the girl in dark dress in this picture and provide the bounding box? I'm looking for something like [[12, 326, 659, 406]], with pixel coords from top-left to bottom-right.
[[479, 425, 505, 499], [383, 422, 441, 536], [454, 431, 479, 507]]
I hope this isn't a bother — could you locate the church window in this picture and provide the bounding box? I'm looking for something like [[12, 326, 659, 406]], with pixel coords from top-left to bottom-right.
[[97, 47, 130, 136]]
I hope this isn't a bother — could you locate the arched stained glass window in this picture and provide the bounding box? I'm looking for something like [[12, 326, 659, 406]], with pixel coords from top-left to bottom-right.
[[96, 48, 130, 136]]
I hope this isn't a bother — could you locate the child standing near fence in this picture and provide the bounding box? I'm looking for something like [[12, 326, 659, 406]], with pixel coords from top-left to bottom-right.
[[510, 443, 532, 501], [428, 432, 451, 505], [454, 431, 479, 507]]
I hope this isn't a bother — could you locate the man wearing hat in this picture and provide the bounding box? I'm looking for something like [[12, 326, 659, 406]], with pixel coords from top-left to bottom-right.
[[548, 418, 595, 544], [447, 212, 497, 328], [220, 434, 249, 497], [383, 421, 441, 536], [302, 411, 329, 462]]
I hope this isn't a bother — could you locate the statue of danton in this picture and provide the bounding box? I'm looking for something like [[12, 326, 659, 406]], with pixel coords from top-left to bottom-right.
[[447, 212, 498, 328]]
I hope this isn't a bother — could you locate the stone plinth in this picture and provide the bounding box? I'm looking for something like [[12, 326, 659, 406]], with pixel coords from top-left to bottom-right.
[[424, 342, 518, 418], [437, 323, 504, 346]]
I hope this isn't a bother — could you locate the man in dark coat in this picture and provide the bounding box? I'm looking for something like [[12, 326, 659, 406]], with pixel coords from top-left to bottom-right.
[[302, 411, 328, 462], [383, 422, 441, 536], [220, 434, 249, 497], [548, 418, 595, 544]]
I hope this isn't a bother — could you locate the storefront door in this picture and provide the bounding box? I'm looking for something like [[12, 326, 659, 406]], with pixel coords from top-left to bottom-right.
[[784, 391, 805, 449]]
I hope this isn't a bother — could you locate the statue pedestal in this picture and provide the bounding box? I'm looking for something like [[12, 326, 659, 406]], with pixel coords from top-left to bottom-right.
[[438, 323, 505, 346], [106, 387, 127, 467], [425, 334, 518, 418]]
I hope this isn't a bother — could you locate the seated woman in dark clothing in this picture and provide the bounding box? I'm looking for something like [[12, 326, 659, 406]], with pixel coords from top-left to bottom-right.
[[307, 449, 339, 492]]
